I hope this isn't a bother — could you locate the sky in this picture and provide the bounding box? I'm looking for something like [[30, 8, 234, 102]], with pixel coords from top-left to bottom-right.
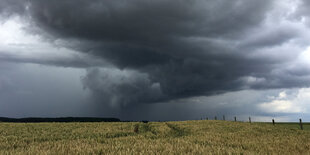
[[0, 0, 310, 121]]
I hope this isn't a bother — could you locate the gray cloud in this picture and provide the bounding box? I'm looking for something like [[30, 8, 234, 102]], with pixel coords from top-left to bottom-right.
[[295, 0, 310, 24], [0, 0, 25, 18], [0, 47, 107, 68], [1, 0, 310, 110]]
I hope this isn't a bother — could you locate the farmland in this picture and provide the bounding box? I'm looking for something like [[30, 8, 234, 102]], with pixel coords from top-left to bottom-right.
[[0, 120, 309, 154]]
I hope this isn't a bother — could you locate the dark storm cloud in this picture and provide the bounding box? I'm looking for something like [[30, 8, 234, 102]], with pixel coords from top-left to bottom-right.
[[25, 0, 270, 40], [2, 0, 310, 108]]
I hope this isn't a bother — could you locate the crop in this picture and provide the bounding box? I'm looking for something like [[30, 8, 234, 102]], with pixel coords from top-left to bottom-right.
[[0, 120, 309, 154]]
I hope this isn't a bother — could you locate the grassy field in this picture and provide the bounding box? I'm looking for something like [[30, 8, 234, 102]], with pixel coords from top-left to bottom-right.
[[0, 120, 310, 154]]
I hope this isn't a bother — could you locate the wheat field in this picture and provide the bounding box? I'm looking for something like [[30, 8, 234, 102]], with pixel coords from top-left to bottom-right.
[[0, 120, 309, 154]]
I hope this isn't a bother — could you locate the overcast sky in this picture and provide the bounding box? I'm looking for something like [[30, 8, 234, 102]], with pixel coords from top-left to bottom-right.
[[1, 0, 310, 121]]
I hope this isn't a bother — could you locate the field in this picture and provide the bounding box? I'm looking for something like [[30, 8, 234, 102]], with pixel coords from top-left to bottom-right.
[[0, 120, 310, 154]]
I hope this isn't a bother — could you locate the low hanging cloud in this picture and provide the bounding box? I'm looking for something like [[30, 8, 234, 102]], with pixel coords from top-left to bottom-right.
[[82, 68, 164, 107], [1, 0, 310, 108]]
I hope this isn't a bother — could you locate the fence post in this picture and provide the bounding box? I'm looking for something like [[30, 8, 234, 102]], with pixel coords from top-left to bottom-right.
[[223, 115, 225, 121], [299, 119, 303, 130], [272, 119, 275, 126], [234, 116, 237, 122], [249, 117, 251, 123], [215, 116, 217, 120]]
